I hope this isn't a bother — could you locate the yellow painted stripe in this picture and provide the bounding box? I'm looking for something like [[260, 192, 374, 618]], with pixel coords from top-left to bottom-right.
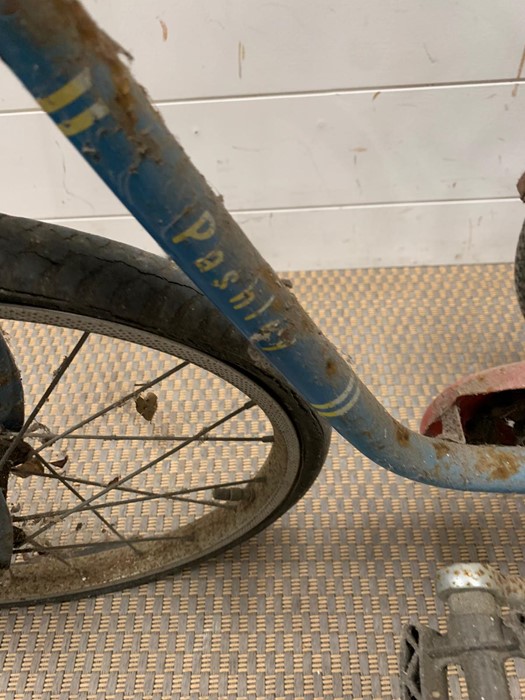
[[38, 68, 92, 113], [312, 376, 355, 410], [317, 387, 361, 417], [260, 338, 297, 352], [58, 101, 109, 137], [244, 295, 275, 321], [59, 108, 94, 136]]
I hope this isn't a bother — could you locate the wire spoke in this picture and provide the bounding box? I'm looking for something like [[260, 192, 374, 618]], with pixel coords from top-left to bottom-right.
[[15, 488, 235, 521], [8, 358, 192, 557], [0, 332, 90, 473], [13, 533, 74, 569], [27, 400, 256, 541], [29, 433, 273, 443], [35, 361, 189, 453], [17, 489, 235, 521], [12, 475, 264, 522], [14, 533, 195, 557], [13, 470, 261, 500], [35, 453, 141, 554]]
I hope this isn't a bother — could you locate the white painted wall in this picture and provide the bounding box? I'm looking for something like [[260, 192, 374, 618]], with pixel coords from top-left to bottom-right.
[[1, 0, 525, 270]]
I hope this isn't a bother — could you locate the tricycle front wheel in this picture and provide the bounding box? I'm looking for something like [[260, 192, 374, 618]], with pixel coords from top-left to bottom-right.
[[0, 214, 330, 607]]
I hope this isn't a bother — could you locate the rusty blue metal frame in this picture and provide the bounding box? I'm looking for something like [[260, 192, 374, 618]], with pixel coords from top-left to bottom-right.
[[0, 0, 522, 492]]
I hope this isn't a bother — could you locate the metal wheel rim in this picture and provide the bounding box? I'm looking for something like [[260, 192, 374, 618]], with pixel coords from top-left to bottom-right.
[[0, 305, 300, 605]]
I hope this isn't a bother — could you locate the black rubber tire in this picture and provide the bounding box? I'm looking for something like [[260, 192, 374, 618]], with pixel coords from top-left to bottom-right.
[[516, 219, 525, 318], [0, 214, 330, 603]]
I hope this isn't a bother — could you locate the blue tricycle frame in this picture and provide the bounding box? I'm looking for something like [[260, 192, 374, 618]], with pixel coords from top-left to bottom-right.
[[0, 0, 522, 525]]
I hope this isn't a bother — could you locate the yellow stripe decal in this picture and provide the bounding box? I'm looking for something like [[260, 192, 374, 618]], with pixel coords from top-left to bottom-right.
[[312, 376, 355, 410], [260, 338, 297, 352], [38, 67, 92, 113], [58, 101, 109, 137], [317, 387, 361, 417], [244, 295, 275, 321]]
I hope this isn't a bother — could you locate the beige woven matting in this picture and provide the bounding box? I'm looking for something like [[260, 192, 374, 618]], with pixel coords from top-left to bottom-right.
[[0, 262, 525, 699]]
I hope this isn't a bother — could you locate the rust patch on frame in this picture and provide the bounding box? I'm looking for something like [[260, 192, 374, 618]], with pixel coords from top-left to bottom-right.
[[395, 422, 410, 447], [325, 359, 337, 377], [474, 446, 520, 481], [433, 440, 520, 481], [433, 440, 451, 459]]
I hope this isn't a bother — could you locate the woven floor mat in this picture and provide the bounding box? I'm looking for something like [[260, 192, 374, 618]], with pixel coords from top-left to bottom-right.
[[0, 262, 524, 699]]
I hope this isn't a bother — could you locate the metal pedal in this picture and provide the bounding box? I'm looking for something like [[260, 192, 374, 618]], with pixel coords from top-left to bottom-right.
[[400, 563, 525, 699]]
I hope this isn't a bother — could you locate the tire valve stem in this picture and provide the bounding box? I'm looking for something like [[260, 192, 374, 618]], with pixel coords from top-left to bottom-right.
[[213, 487, 252, 502]]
